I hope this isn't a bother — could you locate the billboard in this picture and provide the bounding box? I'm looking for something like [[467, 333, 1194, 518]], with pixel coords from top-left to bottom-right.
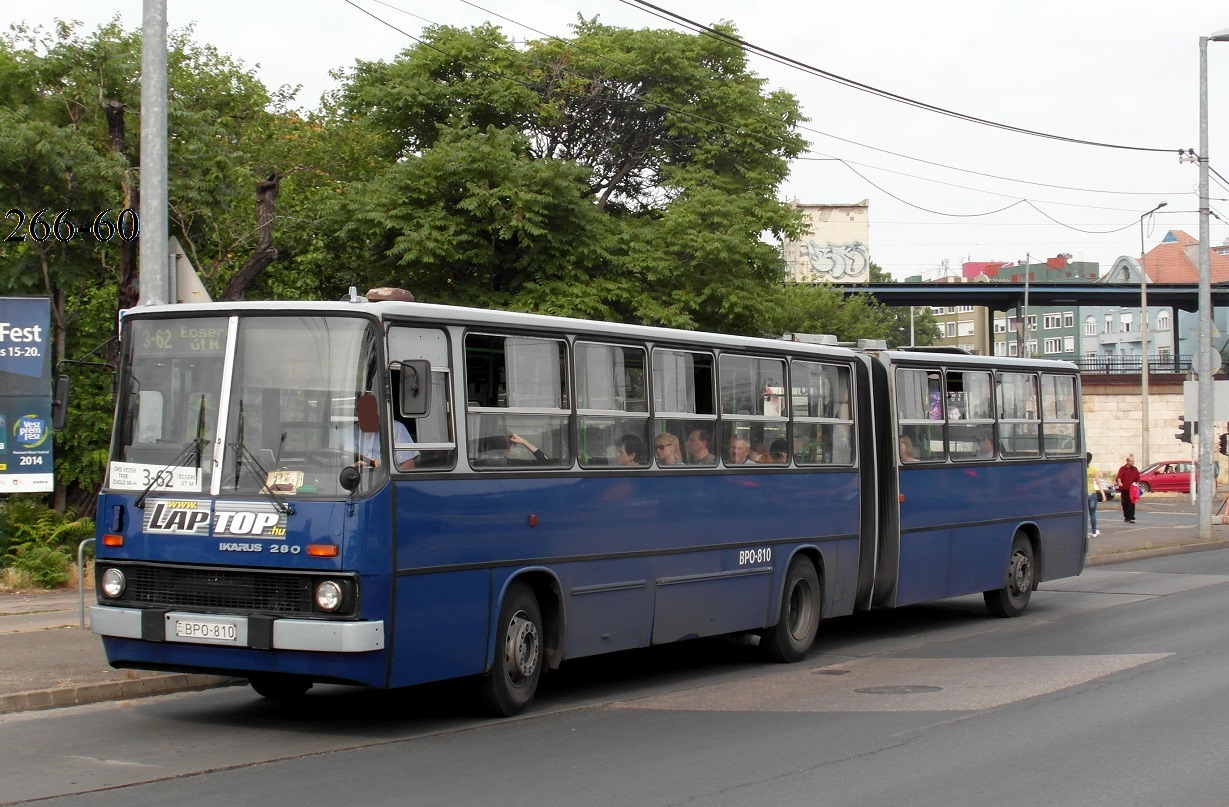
[[0, 297, 54, 492]]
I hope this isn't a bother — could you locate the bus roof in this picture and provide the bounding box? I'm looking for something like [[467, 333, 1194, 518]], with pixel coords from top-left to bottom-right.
[[119, 297, 1077, 372]]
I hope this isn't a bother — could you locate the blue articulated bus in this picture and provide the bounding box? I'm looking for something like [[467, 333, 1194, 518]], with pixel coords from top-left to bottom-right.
[[89, 291, 1086, 715]]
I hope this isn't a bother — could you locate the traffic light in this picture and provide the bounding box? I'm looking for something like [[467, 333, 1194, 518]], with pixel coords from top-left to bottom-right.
[[1176, 417, 1192, 444], [1220, 433, 1228, 455]]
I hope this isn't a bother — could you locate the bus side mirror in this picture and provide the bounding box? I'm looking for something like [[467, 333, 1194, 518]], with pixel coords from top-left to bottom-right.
[[52, 375, 70, 431], [398, 360, 431, 418], [339, 465, 361, 493]]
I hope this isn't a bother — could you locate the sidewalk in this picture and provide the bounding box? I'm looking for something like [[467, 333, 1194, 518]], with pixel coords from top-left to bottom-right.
[[3, 501, 1227, 715]]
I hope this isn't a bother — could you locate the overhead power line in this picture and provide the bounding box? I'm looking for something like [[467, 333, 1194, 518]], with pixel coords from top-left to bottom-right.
[[623, 0, 1183, 156]]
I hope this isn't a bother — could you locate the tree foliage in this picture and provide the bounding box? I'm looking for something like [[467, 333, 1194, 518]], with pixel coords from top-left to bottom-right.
[[335, 20, 809, 332]]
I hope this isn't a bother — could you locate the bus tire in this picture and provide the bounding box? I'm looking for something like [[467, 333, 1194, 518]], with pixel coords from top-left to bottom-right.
[[480, 583, 544, 716], [249, 674, 312, 701], [762, 557, 822, 663], [983, 534, 1035, 618]]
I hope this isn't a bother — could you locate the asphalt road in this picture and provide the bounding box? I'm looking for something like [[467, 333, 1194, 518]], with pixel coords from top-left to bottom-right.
[[4, 547, 1229, 807]]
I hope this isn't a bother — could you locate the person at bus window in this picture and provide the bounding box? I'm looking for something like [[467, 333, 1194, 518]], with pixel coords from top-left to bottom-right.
[[975, 434, 995, 459], [1086, 452, 1102, 538], [727, 435, 754, 464], [898, 435, 915, 463], [356, 419, 419, 470], [508, 433, 549, 462], [764, 438, 790, 464], [615, 433, 646, 466], [654, 433, 683, 466], [1115, 454, 1141, 523], [684, 428, 718, 465], [749, 440, 768, 463]]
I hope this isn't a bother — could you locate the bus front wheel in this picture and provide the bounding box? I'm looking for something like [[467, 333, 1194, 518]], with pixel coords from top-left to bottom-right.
[[480, 583, 543, 716], [984, 535, 1035, 618], [762, 557, 822, 662]]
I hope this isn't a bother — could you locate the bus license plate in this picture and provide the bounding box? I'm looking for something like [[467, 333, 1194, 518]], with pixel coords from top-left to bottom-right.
[[169, 615, 243, 646]]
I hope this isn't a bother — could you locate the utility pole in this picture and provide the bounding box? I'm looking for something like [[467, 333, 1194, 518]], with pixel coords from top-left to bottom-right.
[[138, 0, 169, 306]]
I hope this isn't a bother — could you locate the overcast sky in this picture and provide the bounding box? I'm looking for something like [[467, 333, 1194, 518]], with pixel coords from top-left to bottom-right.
[[13, 0, 1229, 280]]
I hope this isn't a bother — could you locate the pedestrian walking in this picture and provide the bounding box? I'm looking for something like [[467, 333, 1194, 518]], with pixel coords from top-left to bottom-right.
[[1086, 452, 1102, 537], [1115, 454, 1141, 523]]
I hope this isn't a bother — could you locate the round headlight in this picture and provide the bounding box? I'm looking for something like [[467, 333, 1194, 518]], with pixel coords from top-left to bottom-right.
[[101, 568, 126, 598], [315, 580, 343, 612]]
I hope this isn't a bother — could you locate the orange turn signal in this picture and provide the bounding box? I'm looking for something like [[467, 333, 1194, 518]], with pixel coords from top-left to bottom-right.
[[101, 534, 124, 546], [306, 544, 339, 557]]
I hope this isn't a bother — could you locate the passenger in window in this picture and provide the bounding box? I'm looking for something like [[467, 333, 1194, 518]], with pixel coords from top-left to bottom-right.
[[727, 435, 754, 464], [763, 438, 790, 464], [749, 441, 768, 463], [975, 434, 995, 459], [508, 433, 549, 462], [615, 433, 646, 466], [898, 435, 915, 463], [685, 428, 718, 465], [654, 433, 684, 466]]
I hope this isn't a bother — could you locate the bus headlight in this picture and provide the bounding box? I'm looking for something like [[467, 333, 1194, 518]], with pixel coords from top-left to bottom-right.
[[314, 580, 343, 612], [100, 568, 126, 599]]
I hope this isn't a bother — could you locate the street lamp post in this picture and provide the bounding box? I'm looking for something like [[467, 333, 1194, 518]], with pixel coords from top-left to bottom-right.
[[1196, 29, 1229, 540], [1139, 201, 1166, 470]]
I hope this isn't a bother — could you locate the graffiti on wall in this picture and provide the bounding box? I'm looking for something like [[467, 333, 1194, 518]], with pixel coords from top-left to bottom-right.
[[801, 240, 869, 281]]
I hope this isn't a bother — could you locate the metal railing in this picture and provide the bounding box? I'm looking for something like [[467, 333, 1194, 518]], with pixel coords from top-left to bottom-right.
[[1073, 354, 1193, 375], [77, 537, 94, 628]]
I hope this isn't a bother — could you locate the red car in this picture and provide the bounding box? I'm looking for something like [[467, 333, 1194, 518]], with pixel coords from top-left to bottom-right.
[[1135, 461, 1192, 494]]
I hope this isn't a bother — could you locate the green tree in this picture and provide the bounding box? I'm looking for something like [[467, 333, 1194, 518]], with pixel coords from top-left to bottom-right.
[[335, 20, 808, 332]]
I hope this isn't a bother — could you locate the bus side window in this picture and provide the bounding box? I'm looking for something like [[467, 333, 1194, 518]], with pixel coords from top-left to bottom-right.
[[465, 333, 571, 469], [387, 328, 457, 470]]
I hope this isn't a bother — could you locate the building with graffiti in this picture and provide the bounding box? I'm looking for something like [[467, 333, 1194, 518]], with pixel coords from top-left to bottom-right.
[[782, 200, 871, 284]]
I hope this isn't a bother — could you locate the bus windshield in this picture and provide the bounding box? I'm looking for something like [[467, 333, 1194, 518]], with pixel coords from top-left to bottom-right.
[[108, 314, 383, 498]]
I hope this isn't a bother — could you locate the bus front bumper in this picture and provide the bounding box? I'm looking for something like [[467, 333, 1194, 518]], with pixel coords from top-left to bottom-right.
[[90, 605, 385, 653]]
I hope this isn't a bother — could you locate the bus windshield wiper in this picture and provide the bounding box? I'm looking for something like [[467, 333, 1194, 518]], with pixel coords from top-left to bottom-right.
[[229, 440, 294, 516], [134, 437, 206, 509]]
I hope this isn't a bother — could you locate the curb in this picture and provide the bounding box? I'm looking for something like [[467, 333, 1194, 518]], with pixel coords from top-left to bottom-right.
[[0, 674, 246, 715], [1086, 540, 1229, 566]]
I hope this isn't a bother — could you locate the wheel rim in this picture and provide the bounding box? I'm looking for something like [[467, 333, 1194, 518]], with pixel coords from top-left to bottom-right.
[[503, 610, 540, 686], [786, 578, 815, 641], [1008, 548, 1033, 599]]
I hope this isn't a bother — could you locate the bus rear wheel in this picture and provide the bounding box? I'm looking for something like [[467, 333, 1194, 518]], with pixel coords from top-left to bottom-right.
[[480, 583, 543, 716], [984, 534, 1035, 618], [762, 557, 822, 662], [249, 674, 312, 701]]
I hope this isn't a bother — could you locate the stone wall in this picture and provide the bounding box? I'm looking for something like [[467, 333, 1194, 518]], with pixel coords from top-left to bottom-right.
[[1083, 380, 1222, 481]]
